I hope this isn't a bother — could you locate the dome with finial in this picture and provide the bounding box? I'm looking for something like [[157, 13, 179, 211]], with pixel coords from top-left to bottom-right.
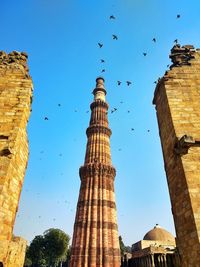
[[143, 224, 175, 242]]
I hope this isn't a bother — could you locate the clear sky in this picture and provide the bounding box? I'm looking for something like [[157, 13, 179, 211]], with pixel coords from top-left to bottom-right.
[[1, 0, 200, 246]]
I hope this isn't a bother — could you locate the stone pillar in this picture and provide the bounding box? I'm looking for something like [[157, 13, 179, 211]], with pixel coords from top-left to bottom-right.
[[153, 44, 200, 267], [163, 254, 167, 267], [147, 255, 152, 267], [70, 78, 121, 267], [151, 254, 155, 267], [0, 51, 33, 267]]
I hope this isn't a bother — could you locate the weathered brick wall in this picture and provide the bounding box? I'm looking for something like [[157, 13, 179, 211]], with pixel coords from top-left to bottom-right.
[[153, 45, 200, 267], [6, 237, 27, 267], [0, 51, 33, 266]]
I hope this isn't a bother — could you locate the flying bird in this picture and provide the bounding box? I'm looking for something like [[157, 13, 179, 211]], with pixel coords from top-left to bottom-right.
[[152, 38, 156, 42], [58, 104, 61, 107], [112, 34, 118, 40], [44, 117, 48, 120], [101, 59, 105, 63], [101, 69, 105, 73], [131, 128, 134, 131], [117, 81, 121, 86], [111, 108, 117, 113], [177, 14, 180, 19], [98, 43, 103, 48], [126, 81, 132, 86], [143, 52, 147, 56], [174, 39, 178, 44], [147, 129, 150, 132], [110, 15, 116, 19]]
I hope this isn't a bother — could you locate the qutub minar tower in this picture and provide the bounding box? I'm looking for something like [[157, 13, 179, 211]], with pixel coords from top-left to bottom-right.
[[70, 77, 121, 267]]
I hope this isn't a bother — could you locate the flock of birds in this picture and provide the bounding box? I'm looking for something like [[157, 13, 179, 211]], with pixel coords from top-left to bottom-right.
[[97, 15, 133, 87], [43, 13, 181, 123], [96, 13, 181, 87]]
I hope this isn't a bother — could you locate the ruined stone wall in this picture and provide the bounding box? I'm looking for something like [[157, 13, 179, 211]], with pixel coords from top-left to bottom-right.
[[0, 51, 33, 266], [6, 237, 27, 267], [153, 45, 200, 267]]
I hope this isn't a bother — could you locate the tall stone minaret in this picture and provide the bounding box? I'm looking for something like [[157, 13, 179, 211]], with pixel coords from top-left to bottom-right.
[[70, 78, 121, 267]]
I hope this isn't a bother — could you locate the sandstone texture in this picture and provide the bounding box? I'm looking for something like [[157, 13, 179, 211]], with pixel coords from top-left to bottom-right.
[[0, 51, 33, 267], [70, 78, 121, 267], [153, 45, 200, 267]]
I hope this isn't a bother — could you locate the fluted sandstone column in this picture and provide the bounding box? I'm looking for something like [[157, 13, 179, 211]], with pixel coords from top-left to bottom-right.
[[70, 78, 121, 267]]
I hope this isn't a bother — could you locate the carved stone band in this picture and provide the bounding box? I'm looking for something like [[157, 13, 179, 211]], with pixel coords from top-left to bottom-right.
[[74, 221, 118, 230], [77, 199, 116, 209]]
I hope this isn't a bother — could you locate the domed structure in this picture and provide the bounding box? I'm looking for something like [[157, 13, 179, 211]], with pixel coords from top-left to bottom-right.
[[143, 224, 175, 242]]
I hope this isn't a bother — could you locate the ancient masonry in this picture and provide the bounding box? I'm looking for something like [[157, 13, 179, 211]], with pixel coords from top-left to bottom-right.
[[70, 78, 121, 267], [0, 51, 33, 267], [153, 45, 200, 267]]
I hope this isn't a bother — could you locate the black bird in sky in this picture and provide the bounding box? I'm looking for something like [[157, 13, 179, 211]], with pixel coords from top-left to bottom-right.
[[152, 38, 156, 42], [101, 59, 105, 63], [117, 81, 121, 86], [143, 52, 147, 56], [110, 15, 116, 19], [126, 81, 132, 86], [58, 104, 61, 107], [127, 110, 130, 113], [154, 81, 157, 84], [111, 108, 117, 114], [112, 34, 118, 40], [174, 39, 178, 44], [147, 129, 150, 132], [101, 69, 105, 73], [177, 14, 181, 19], [98, 43, 103, 48], [131, 128, 134, 131], [44, 117, 48, 120]]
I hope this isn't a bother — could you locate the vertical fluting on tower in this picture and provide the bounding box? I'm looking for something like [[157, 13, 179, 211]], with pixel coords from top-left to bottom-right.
[[70, 78, 121, 267]]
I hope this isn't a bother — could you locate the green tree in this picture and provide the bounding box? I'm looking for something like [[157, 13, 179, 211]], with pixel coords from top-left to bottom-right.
[[119, 235, 126, 257], [43, 228, 70, 267], [28, 235, 47, 267], [24, 246, 32, 267]]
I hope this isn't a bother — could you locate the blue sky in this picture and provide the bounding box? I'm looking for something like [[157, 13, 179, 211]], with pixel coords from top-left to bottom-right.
[[1, 0, 200, 245]]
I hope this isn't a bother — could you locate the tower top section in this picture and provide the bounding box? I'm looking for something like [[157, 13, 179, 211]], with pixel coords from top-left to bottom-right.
[[93, 77, 107, 102]]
